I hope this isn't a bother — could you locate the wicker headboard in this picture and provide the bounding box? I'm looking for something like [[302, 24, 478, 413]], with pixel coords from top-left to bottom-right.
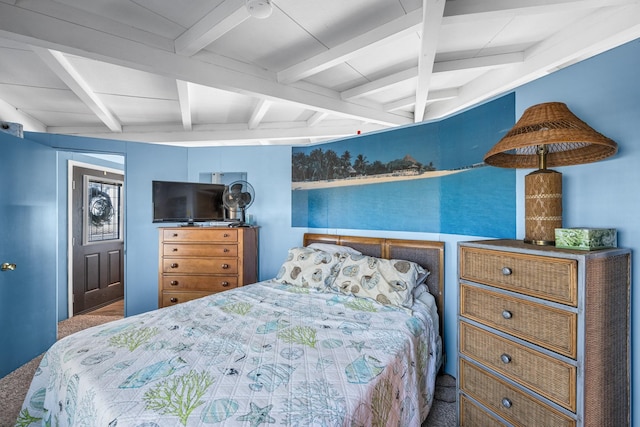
[[303, 233, 445, 336]]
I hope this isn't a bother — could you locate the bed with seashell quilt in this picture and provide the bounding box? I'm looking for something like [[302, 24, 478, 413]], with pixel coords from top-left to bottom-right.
[[17, 234, 444, 426]]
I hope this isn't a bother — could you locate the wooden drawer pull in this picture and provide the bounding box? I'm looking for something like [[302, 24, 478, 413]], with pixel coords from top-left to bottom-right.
[[222, 281, 230, 287], [173, 233, 179, 237], [170, 263, 179, 268], [224, 248, 230, 253], [502, 310, 513, 319], [501, 398, 513, 409], [172, 248, 178, 252], [170, 297, 178, 303], [501, 267, 512, 275], [500, 354, 512, 364], [224, 233, 230, 237], [170, 280, 179, 286], [221, 264, 230, 269]]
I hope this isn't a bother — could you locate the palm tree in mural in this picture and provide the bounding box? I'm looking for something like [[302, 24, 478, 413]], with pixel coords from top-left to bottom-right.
[[324, 149, 340, 180], [367, 160, 387, 175], [308, 148, 326, 181], [339, 150, 352, 179], [353, 154, 369, 176], [291, 152, 310, 181]]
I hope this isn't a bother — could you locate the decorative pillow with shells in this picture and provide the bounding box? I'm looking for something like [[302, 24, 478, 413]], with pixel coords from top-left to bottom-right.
[[330, 254, 427, 310], [274, 247, 343, 290]]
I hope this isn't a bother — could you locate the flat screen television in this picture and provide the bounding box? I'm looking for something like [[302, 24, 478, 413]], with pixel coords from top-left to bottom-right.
[[152, 180, 226, 224]]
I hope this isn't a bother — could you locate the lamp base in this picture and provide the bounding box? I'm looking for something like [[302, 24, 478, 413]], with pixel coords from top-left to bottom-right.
[[524, 169, 562, 245]]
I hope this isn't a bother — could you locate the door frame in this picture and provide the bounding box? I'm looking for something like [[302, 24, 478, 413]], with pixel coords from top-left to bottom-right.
[[67, 160, 125, 318]]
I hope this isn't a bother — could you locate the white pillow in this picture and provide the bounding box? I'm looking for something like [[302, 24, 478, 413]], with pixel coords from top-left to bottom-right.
[[329, 255, 427, 310], [307, 242, 362, 255], [274, 247, 342, 290], [412, 284, 428, 299]]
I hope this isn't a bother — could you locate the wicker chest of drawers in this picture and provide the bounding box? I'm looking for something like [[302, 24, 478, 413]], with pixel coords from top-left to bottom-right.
[[457, 239, 630, 427], [158, 227, 258, 308]]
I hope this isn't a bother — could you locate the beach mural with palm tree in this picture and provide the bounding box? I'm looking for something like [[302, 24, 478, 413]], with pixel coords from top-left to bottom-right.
[[291, 94, 516, 238]]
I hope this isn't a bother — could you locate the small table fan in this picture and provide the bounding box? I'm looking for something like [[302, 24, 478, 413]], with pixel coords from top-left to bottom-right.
[[222, 180, 255, 227]]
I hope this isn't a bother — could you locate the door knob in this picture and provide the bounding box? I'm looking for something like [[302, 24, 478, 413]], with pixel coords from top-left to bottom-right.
[[1, 263, 17, 271]]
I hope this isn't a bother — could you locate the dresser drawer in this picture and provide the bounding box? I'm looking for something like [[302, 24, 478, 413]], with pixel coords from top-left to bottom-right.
[[460, 246, 577, 306], [162, 258, 238, 274], [460, 322, 576, 411], [460, 284, 577, 358], [162, 243, 238, 257], [460, 359, 575, 427], [161, 291, 212, 306], [163, 228, 238, 242], [161, 275, 238, 291], [459, 394, 504, 427]]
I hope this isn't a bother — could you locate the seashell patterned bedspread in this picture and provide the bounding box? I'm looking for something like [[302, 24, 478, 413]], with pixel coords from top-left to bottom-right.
[[17, 280, 441, 426]]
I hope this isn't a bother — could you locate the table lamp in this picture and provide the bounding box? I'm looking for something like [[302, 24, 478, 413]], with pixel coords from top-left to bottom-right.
[[484, 102, 617, 245]]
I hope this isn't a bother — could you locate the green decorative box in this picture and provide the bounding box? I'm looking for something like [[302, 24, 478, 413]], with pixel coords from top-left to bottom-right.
[[555, 228, 617, 250]]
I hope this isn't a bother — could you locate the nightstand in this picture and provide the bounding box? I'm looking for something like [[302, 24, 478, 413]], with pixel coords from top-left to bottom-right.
[[457, 239, 630, 427]]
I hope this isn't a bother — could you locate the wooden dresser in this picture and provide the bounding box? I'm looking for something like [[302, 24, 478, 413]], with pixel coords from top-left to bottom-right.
[[158, 226, 258, 308], [457, 239, 630, 427]]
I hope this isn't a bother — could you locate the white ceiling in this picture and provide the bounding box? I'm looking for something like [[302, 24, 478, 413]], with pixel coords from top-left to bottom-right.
[[0, 0, 639, 147]]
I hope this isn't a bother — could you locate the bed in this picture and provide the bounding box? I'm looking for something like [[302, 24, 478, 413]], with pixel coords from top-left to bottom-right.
[[17, 234, 444, 427]]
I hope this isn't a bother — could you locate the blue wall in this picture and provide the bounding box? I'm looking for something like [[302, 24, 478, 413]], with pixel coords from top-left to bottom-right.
[[27, 133, 189, 317], [515, 38, 640, 425], [186, 145, 298, 280], [18, 37, 640, 424]]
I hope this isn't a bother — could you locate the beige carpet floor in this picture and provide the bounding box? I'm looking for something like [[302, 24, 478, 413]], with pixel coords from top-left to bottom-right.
[[0, 302, 456, 426]]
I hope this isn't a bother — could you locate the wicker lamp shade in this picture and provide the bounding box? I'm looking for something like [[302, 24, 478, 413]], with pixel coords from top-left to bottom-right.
[[484, 102, 618, 168], [484, 102, 618, 245]]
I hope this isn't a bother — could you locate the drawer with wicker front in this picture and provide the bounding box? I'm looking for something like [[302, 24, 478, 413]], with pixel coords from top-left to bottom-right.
[[460, 246, 578, 306], [459, 359, 575, 427], [459, 322, 576, 411], [162, 243, 238, 257], [161, 275, 238, 291], [459, 395, 504, 427], [460, 283, 577, 358]]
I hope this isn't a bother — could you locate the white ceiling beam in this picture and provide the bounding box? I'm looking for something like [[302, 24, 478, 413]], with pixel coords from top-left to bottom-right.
[[174, 0, 250, 57], [342, 52, 522, 101], [277, 9, 423, 84], [0, 2, 411, 128], [383, 96, 416, 112], [425, 3, 640, 119], [13, 0, 173, 51], [433, 52, 524, 73], [414, 0, 446, 123], [442, 0, 637, 23], [47, 121, 388, 145], [31, 46, 122, 132], [342, 68, 418, 100], [248, 99, 271, 129], [307, 111, 329, 127], [384, 88, 459, 112], [276, 0, 618, 86], [176, 80, 192, 131], [0, 96, 46, 132], [427, 88, 459, 101]]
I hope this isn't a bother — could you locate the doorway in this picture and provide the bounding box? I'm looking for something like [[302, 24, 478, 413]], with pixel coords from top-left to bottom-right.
[[69, 162, 124, 315]]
